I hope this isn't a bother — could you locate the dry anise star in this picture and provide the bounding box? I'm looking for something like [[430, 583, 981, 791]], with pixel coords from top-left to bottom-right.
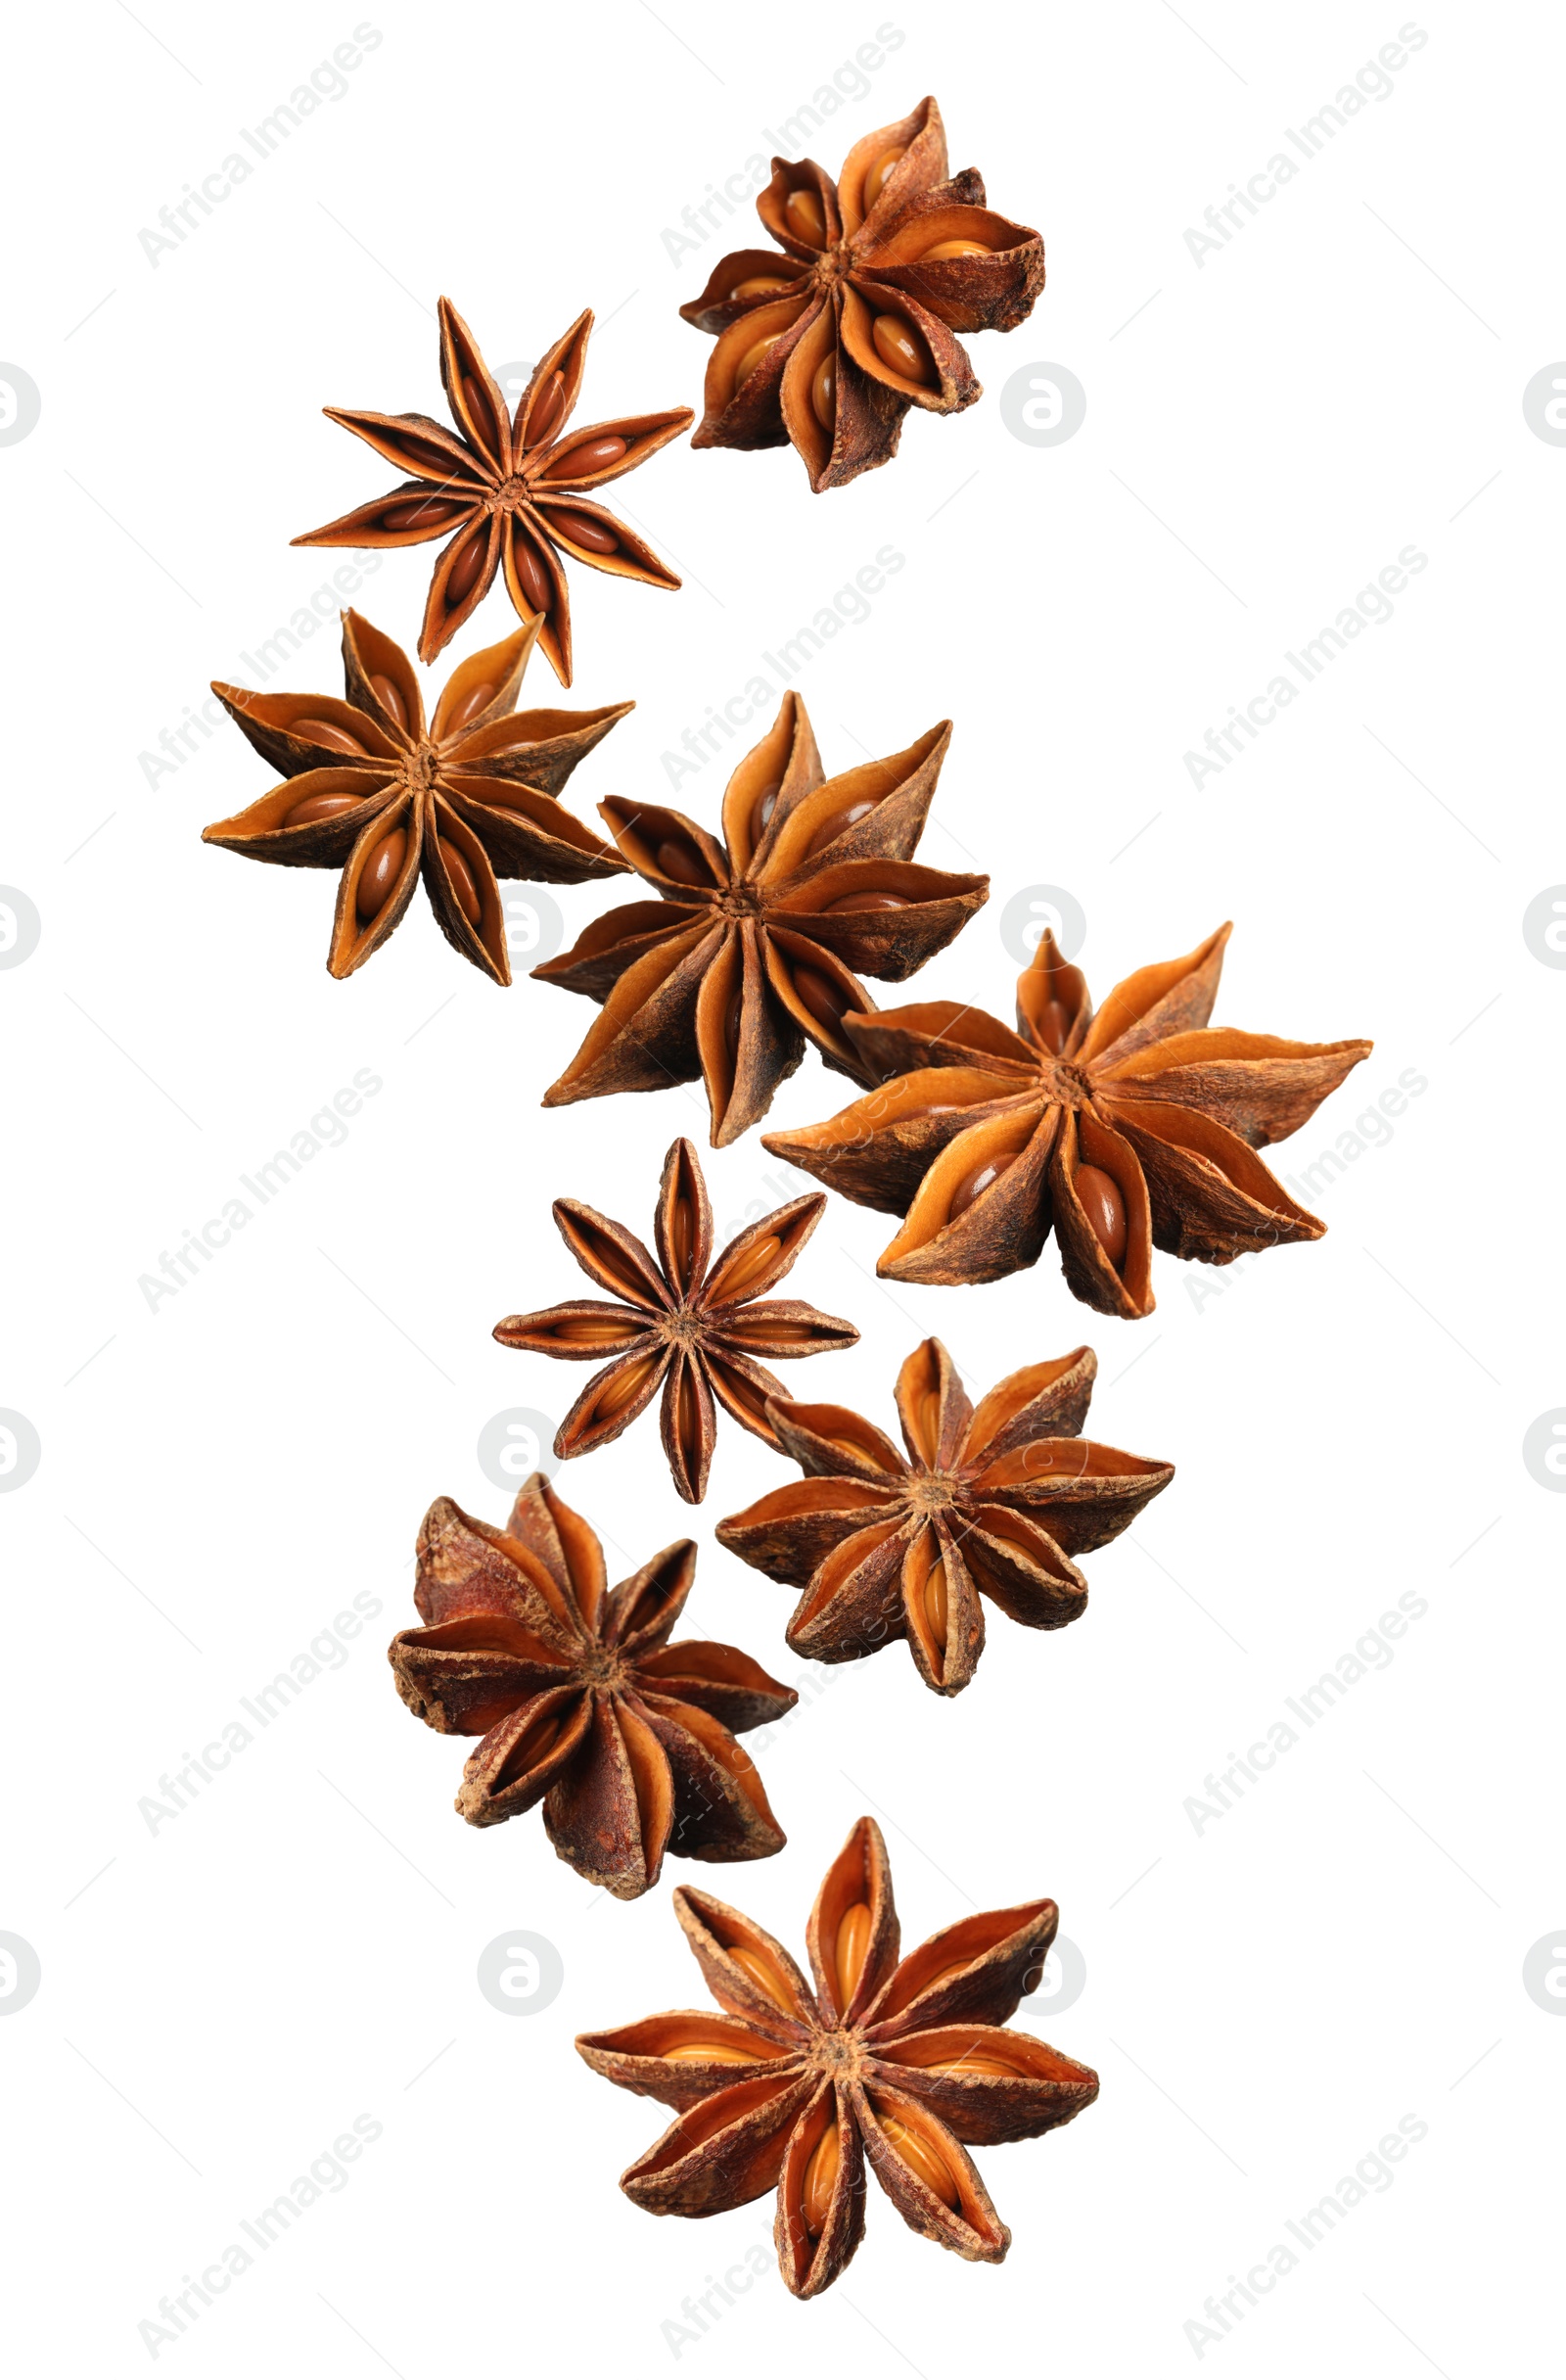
[[764, 924, 1373, 1320], [293, 300, 693, 683], [390, 1472, 796, 1901], [577, 1815, 1097, 2297], [533, 690, 987, 1143], [717, 1337, 1172, 1696], [494, 1139, 857, 1504], [202, 609, 627, 983], [680, 96, 1043, 491]]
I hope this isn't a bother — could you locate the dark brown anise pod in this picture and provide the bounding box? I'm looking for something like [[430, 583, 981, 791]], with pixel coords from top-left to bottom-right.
[[717, 1337, 1172, 1696], [533, 691, 987, 1143], [390, 1471, 796, 1900], [493, 1138, 857, 1504], [293, 300, 693, 683], [202, 609, 626, 983], [764, 923, 1373, 1319], [680, 97, 1043, 490], [577, 1815, 1097, 2296]]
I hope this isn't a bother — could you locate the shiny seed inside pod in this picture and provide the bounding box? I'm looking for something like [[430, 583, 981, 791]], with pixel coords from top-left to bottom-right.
[[803, 797, 876, 857], [1035, 995, 1072, 1054], [543, 434, 628, 481], [922, 1555, 948, 1656], [664, 2041, 759, 2065], [460, 373, 489, 429], [288, 715, 366, 755], [747, 778, 783, 845], [511, 532, 551, 613], [731, 273, 795, 300], [368, 672, 408, 728], [380, 496, 467, 532], [819, 891, 909, 913], [655, 837, 709, 886], [862, 145, 906, 209], [727, 1942, 794, 2011], [810, 353, 836, 433], [443, 679, 496, 736], [547, 508, 619, 555], [783, 186, 827, 245], [732, 332, 782, 392], [802, 2118, 841, 2236], [918, 237, 991, 261], [529, 368, 567, 446], [791, 964, 851, 1034], [834, 1902, 872, 2008], [668, 1192, 697, 1283], [550, 1317, 638, 1344], [438, 838, 483, 927], [871, 313, 936, 387], [879, 2113, 959, 2208], [355, 827, 407, 921], [1074, 1162, 1128, 1268], [592, 1354, 663, 1421], [947, 1150, 1017, 1221], [675, 1363, 701, 1458], [445, 528, 489, 606], [282, 790, 370, 828], [713, 1234, 782, 1300]]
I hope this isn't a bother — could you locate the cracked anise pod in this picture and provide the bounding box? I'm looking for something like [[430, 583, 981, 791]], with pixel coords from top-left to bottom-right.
[[293, 300, 693, 682], [203, 609, 626, 983], [717, 1338, 1172, 1696], [680, 97, 1043, 491], [577, 1815, 1096, 2296], [493, 1138, 857, 1504], [764, 923, 1373, 1320], [390, 1472, 796, 1900], [533, 691, 987, 1143]]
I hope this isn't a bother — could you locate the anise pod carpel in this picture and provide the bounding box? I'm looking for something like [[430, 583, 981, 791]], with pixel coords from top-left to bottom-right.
[[389, 1472, 796, 1900], [532, 689, 988, 1143], [680, 96, 1043, 490], [576, 1815, 1097, 2295], [717, 1337, 1173, 1694], [493, 1138, 858, 1504], [202, 608, 626, 982], [293, 299, 693, 682], [764, 923, 1374, 1318]]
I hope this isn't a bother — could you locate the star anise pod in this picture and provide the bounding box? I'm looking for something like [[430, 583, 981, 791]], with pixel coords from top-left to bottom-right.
[[293, 300, 693, 682], [389, 1472, 796, 1900], [202, 609, 627, 983], [679, 97, 1043, 491], [764, 924, 1373, 1319], [717, 1337, 1172, 1696], [493, 1139, 857, 1504], [577, 1815, 1097, 2296], [532, 691, 987, 1143]]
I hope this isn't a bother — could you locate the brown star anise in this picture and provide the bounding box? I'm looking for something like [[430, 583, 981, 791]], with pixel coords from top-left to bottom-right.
[[493, 1138, 857, 1504], [293, 300, 693, 682], [390, 1473, 796, 1899], [533, 691, 987, 1143], [764, 924, 1373, 1319], [680, 97, 1043, 491], [202, 609, 627, 983], [717, 1337, 1172, 1695], [577, 1815, 1097, 2296]]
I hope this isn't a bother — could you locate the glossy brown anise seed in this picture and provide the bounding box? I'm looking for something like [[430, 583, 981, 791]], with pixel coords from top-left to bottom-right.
[[389, 1475, 797, 1900], [576, 1816, 1098, 2296]]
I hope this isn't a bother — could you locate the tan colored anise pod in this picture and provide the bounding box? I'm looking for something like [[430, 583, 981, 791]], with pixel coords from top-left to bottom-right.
[[293, 299, 693, 682], [680, 97, 1043, 490], [577, 1815, 1097, 2296], [765, 923, 1373, 1319], [202, 609, 626, 983], [389, 1472, 796, 1900], [717, 1338, 1172, 1696], [533, 691, 987, 1143], [493, 1139, 857, 1504]]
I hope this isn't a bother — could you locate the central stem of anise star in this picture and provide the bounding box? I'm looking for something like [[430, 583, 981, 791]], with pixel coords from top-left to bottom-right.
[[908, 1472, 958, 1516], [1035, 1057, 1095, 1108], [715, 886, 760, 917]]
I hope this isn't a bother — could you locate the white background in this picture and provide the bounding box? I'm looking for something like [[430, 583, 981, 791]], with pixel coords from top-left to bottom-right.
[[2, 0, 1560, 2370]]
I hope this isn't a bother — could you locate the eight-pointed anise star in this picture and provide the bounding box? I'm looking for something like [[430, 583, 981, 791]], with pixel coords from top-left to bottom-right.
[[202, 609, 627, 982], [493, 1138, 857, 1504], [532, 690, 987, 1144], [765, 923, 1373, 1318], [390, 1472, 797, 1900], [576, 1815, 1097, 2297], [293, 300, 693, 682], [717, 1337, 1173, 1695], [680, 96, 1043, 490]]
